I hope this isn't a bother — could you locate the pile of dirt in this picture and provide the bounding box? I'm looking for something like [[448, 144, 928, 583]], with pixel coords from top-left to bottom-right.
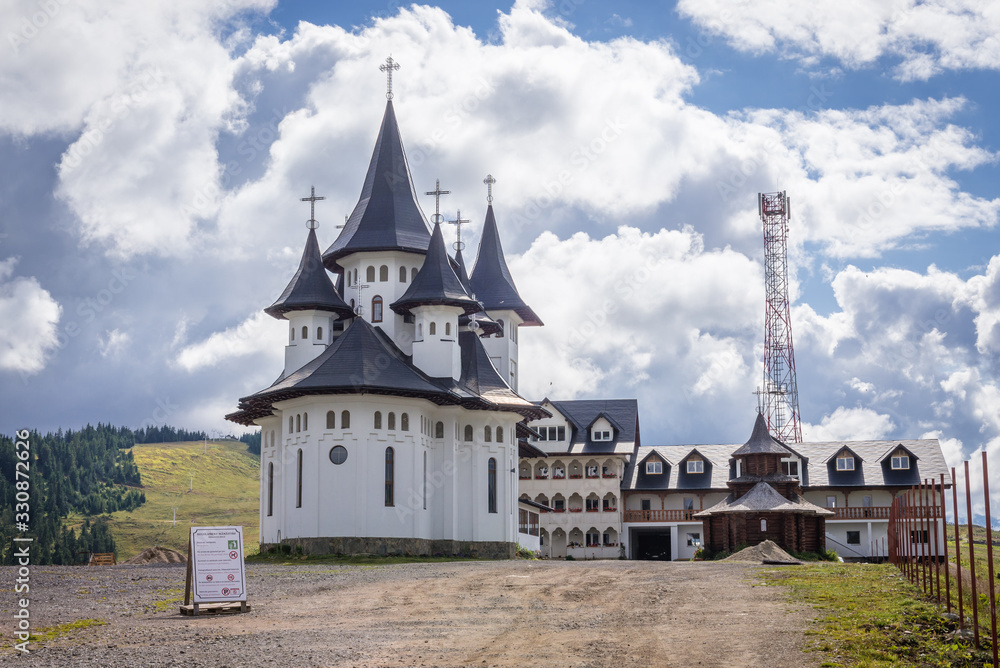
[[124, 546, 187, 565], [723, 540, 801, 564]]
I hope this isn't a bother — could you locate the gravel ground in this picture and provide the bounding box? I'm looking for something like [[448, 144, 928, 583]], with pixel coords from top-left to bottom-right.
[[0, 560, 818, 667]]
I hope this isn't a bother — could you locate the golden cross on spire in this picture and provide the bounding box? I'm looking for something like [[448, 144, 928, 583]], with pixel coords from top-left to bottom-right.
[[449, 209, 470, 252], [301, 185, 325, 229], [425, 179, 451, 224], [483, 174, 496, 204], [379, 55, 401, 100]]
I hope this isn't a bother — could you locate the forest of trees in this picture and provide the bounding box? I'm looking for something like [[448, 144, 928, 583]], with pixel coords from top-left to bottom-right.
[[0, 424, 144, 564], [239, 430, 261, 456], [133, 425, 207, 443]]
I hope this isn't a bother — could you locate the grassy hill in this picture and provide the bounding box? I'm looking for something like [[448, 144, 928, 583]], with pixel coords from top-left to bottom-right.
[[66, 440, 260, 560]]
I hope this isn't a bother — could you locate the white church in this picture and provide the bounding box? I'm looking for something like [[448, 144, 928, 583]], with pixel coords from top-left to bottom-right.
[[226, 66, 548, 558]]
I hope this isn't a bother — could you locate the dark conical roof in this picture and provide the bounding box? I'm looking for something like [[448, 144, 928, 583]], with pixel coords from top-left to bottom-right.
[[455, 246, 503, 336], [469, 204, 542, 326], [265, 228, 355, 320], [732, 412, 794, 456], [391, 223, 482, 317], [322, 100, 431, 268]]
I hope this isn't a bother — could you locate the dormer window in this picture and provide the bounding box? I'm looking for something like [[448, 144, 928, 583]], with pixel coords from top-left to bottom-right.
[[836, 455, 855, 471], [891, 454, 910, 470], [686, 459, 704, 474], [646, 461, 662, 475], [593, 430, 612, 441], [782, 460, 799, 477]]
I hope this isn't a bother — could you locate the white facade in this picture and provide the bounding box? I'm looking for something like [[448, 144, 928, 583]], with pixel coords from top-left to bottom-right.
[[340, 250, 424, 354], [412, 304, 463, 380], [283, 309, 338, 376], [481, 310, 522, 391]]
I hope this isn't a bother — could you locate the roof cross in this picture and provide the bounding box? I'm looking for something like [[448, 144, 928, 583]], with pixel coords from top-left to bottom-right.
[[449, 209, 470, 252], [379, 55, 401, 100], [483, 174, 496, 204], [354, 280, 370, 316], [300, 186, 325, 229], [425, 179, 451, 224]]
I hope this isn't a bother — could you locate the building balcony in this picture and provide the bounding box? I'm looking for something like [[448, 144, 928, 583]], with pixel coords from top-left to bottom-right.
[[828, 506, 926, 520], [623, 509, 697, 523]]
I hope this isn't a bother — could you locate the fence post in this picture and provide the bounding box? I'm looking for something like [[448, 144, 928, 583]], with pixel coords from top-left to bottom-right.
[[939, 473, 950, 614], [953, 467, 964, 629], [922, 478, 930, 594], [930, 477, 941, 604], [964, 459, 979, 649], [981, 451, 997, 668]]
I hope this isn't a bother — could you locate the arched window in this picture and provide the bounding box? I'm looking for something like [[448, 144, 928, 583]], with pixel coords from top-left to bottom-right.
[[296, 449, 303, 508], [496, 319, 505, 338], [488, 458, 497, 514], [401, 413, 409, 431], [296, 414, 301, 432], [429, 322, 436, 335], [269, 431, 275, 447], [384, 447, 394, 506], [288, 416, 293, 433], [388, 412, 396, 430], [267, 461, 274, 517], [372, 296, 383, 323], [341, 410, 351, 429], [484, 426, 492, 442], [346, 271, 352, 287], [302, 412, 308, 431], [445, 322, 451, 336], [379, 265, 389, 282], [411, 267, 418, 282], [326, 411, 335, 429], [464, 425, 473, 442], [290, 327, 295, 342], [497, 426, 504, 443], [417, 323, 423, 338], [302, 326, 308, 339], [761, 518, 767, 532], [423, 451, 427, 510], [435, 421, 444, 439], [350, 298, 355, 312], [399, 266, 407, 282], [366, 266, 375, 282], [374, 411, 382, 429], [316, 326, 323, 340], [353, 268, 358, 284]]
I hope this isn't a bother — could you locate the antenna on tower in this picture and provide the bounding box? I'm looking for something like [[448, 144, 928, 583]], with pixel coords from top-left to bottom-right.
[[759, 190, 803, 443]]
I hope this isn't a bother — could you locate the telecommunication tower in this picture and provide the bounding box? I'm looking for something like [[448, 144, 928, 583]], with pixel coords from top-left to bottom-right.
[[758, 191, 803, 443]]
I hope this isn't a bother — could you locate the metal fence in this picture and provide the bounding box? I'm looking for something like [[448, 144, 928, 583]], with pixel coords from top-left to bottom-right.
[[887, 451, 997, 665]]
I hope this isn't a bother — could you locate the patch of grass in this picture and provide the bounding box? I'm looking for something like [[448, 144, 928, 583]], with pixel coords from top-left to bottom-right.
[[29, 618, 107, 643], [764, 562, 991, 667], [245, 552, 479, 566], [65, 440, 260, 560], [152, 586, 185, 612]]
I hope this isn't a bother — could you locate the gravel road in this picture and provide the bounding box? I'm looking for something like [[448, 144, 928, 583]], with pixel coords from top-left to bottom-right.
[[1, 560, 817, 667]]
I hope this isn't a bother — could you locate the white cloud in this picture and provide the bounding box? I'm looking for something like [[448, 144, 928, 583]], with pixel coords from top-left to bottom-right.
[[98, 328, 131, 359], [0, 257, 61, 375], [677, 0, 1000, 80], [802, 406, 896, 441], [175, 311, 284, 372]]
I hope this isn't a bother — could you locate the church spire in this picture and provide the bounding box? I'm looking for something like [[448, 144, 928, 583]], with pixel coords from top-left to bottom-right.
[[391, 222, 481, 317]]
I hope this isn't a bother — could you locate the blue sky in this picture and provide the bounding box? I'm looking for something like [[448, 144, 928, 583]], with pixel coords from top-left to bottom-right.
[[2, 0, 999, 515]]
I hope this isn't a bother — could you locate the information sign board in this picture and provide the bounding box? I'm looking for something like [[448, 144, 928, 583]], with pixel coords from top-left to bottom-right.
[[190, 526, 246, 603]]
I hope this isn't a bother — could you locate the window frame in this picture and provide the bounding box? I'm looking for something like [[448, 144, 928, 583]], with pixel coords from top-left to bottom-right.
[[836, 455, 855, 471], [371, 295, 383, 323], [645, 461, 663, 475], [686, 459, 704, 474], [891, 454, 910, 470], [384, 447, 394, 506], [487, 458, 497, 514]]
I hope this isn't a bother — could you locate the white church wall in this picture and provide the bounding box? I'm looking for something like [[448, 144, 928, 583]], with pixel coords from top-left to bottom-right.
[[481, 310, 522, 391], [283, 309, 335, 376], [338, 250, 423, 354], [412, 304, 462, 380]]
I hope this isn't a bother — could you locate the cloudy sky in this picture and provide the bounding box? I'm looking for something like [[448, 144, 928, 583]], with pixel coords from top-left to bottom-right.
[[3, 0, 999, 515]]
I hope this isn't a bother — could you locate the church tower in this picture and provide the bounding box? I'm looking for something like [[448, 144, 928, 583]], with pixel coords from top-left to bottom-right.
[[469, 176, 543, 391]]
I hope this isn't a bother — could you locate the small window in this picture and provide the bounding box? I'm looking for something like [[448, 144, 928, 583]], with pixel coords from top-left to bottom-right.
[[488, 458, 497, 513], [341, 410, 351, 429], [846, 531, 861, 545], [464, 425, 473, 442], [782, 460, 799, 477], [586, 498, 599, 511], [497, 426, 504, 443], [411, 267, 417, 282], [484, 426, 492, 442], [401, 413, 409, 431], [429, 322, 437, 335], [686, 532, 700, 547], [372, 296, 383, 323], [687, 459, 704, 474], [288, 416, 293, 433], [891, 454, 910, 470], [435, 421, 444, 438], [326, 411, 335, 429], [267, 461, 274, 517], [557, 426, 565, 441], [374, 411, 382, 429], [683, 498, 694, 510], [641, 499, 651, 511], [496, 319, 504, 337], [593, 430, 611, 441], [400, 266, 407, 282], [836, 455, 855, 471], [554, 498, 565, 511], [353, 268, 358, 284], [384, 447, 394, 506], [290, 327, 295, 341], [911, 529, 929, 544], [646, 461, 662, 475], [586, 531, 600, 547], [826, 495, 837, 508], [760, 518, 767, 532], [302, 326, 308, 339], [329, 445, 348, 465], [346, 272, 352, 287], [302, 412, 308, 431], [366, 266, 375, 282], [379, 265, 388, 282], [296, 449, 303, 508], [350, 298, 355, 312], [316, 326, 323, 340], [389, 412, 397, 430], [296, 414, 301, 433], [445, 322, 451, 336]]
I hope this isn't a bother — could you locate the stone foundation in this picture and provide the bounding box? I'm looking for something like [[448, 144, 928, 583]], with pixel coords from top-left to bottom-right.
[[261, 536, 516, 560]]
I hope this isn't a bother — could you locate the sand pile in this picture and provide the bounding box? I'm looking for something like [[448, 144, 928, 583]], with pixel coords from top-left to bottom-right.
[[722, 540, 801, 564], [124, 546, 187, 565]]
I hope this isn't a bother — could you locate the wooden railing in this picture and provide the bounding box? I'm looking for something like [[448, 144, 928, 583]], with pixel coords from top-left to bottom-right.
[[623, 509, 696, 522], [623, 506, 915, 522]]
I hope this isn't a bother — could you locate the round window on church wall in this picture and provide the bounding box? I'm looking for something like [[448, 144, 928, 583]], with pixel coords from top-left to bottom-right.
[[329, 446, 348, 465]]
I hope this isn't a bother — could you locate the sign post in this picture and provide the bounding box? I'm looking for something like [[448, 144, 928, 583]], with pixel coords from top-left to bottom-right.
[[181, 526, 250, 615]]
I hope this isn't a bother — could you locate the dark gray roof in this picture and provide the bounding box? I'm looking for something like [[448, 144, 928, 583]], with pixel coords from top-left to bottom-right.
[[533, 399, 639, 454], [264, 228, 355, 320], [322, 100, 431, 267], [731, 413, 794, 457], [391, 223, 482, 317], [694, 482, 834, 517], [455, 247, 502, 336], [452, 331, 547, 416], [469, 205, 542, 326]]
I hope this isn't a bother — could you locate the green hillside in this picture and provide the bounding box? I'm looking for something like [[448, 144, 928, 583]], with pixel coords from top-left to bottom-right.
[[66, 440, 260, 559]]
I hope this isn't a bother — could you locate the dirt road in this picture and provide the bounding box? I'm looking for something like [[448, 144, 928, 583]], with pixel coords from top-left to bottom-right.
[[1, 560, 817, 667]]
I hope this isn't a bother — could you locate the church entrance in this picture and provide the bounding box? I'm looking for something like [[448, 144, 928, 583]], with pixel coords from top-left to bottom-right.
[[630, 527, 672, 561], [551, 528, 567, 559]]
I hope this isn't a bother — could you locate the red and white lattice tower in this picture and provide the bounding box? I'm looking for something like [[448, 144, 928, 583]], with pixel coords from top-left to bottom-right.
[[759, 191, 803, 443]]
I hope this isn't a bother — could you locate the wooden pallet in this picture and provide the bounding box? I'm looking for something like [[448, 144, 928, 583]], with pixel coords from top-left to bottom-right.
[[89, 552, 117, 566], [179, 602, 250, 616]]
